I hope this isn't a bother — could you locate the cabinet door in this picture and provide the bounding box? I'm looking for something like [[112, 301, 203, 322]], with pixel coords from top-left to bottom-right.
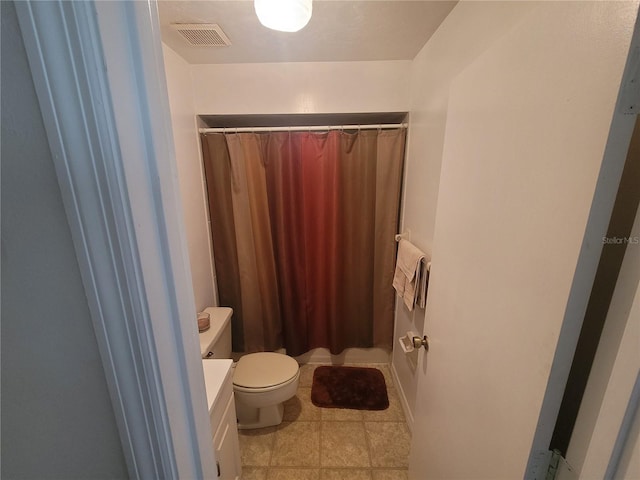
[[213, 393, 242, 479]]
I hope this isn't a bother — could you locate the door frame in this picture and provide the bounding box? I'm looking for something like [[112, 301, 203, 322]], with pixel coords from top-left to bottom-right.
[[526, 13, 639, 476], [15, 1, 216, 477]]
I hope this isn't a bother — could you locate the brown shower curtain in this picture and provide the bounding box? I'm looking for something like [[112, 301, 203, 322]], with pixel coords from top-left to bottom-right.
[[201, 129, 405, 355]]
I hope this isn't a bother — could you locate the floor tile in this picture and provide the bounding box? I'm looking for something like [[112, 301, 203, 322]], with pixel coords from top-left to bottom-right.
[[320, 406, 364, 422], [271, 422, 320, 467], [320, 421, 371, 468], [238, 363, 413, 478], [283, 387, 321, 422], [371, 470, 409, 480], [267, 468, 321, 480], [242, 466, 268, 480], [321, 468, 373, 479], [238, 427, 277, 466], [365, 422, 410, 468], [298, 364, 318, 387]]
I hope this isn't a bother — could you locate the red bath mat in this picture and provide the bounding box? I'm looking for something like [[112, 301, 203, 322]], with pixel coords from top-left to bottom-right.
[[311, 366, 389, 410]]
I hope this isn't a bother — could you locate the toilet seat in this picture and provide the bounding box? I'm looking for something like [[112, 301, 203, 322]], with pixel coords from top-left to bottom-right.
[[233, 371, 299, 394], [233, 352, 299, 391]]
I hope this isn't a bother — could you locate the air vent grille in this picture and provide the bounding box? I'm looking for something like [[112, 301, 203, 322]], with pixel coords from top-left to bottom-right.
[[171, 24, 231, 47]]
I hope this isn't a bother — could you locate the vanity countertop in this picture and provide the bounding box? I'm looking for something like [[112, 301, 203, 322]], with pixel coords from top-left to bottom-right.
[[201, 359, 233, 412]]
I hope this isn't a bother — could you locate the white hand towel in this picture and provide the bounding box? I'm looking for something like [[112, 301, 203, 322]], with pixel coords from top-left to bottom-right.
[[392, 239, 426, 311]]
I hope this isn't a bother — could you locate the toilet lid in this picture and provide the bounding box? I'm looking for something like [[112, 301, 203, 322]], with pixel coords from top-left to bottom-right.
[[233, 352, 299, 389]]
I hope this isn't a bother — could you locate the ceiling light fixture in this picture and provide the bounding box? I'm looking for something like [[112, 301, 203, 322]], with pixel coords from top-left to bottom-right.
[[254, 0, 312, 33]]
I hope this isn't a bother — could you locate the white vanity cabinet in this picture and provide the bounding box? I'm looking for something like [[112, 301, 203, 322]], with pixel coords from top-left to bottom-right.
[[202, 360, 242, 479]]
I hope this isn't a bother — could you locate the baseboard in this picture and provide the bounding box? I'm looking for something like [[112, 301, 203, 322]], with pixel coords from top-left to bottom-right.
[[233, 347, 391, 364], [391, 361, 415, 434], [294, 347, 391, 364]]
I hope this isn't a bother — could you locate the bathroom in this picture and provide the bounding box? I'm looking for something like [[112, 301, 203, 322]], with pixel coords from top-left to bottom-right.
[[2, 1, 639, 479], [160, 3, 434, 477], [158, 1, 640, 479]]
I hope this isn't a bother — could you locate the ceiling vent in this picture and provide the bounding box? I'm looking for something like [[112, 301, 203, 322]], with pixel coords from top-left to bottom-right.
[[171, 24, 231, 47]]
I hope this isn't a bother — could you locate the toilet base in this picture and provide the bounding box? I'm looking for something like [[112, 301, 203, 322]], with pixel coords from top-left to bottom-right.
[[235, 399, 285, 430]]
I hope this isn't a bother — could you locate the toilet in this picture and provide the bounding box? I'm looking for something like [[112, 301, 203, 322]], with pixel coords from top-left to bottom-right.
[[199, 307, 300, 429]]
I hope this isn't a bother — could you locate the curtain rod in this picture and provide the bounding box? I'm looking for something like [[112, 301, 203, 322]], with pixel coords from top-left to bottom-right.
[[199, 123, 408, 134]]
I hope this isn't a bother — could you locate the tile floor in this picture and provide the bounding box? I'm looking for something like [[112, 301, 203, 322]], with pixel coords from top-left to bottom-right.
[[238, 364, 410, 480]]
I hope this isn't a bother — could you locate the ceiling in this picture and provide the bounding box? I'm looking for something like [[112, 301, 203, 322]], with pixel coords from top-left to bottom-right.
[[158, 1, 457, 64]]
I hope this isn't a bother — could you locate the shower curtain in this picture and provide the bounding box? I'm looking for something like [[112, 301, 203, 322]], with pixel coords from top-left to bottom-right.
[[201, 129, 405, 355]]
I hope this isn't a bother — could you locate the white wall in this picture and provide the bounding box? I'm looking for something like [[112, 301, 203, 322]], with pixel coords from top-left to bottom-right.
[[392, 0, 539, 427], [190, 60, 411, 114], [0, 2, 128, 477], [163, 43, 217, 312]]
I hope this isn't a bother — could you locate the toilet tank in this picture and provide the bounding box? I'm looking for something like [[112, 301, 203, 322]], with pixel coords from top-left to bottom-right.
[[199, 307, 232, 359]]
